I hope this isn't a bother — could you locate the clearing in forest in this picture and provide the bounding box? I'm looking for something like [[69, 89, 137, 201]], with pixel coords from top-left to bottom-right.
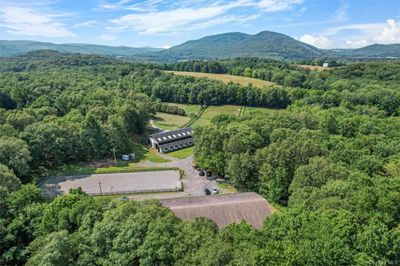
[[298, 65, 332, 71], [153, 112, 191, 130], [165, 71, 276, 88], [193, 105, 242, 126]]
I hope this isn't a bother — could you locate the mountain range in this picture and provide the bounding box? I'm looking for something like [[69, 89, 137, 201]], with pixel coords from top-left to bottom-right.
[[1, 31, 399, 61], [0, 40, 162, 58]]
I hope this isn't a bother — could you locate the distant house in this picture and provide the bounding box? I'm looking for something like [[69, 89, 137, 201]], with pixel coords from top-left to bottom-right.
[[322, 62, 329, 67], [161, 192, 273, 228], [148, 127, 193, 153]]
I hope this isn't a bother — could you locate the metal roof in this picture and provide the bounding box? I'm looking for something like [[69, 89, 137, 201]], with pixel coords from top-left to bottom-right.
[[159, 138, 193, 150], [149, 127, 193, 145], [160, 192, 273, 228]]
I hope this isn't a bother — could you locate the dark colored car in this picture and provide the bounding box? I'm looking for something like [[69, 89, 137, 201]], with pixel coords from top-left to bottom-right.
[[204, 188, 211, 195], [199, 170, 205, 176], [206, 171, 212, 177], [206, 175, 214, 180]]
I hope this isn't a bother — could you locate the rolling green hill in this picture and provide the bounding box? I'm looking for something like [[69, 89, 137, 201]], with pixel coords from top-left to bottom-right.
[[331, 44, 400, 59], [0, 40, 162, 57], [141, 31, 329, 61]]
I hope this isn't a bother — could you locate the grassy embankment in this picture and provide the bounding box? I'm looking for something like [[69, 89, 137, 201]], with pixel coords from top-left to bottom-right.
[[168, 146, 194, 159]]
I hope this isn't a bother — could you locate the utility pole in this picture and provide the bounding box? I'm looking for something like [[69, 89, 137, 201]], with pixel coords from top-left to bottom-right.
[[98, 180, 103, 195], [112, 148, 117, 165]]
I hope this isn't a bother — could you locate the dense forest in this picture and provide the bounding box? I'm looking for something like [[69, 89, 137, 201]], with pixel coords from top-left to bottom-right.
[[1, 51, 400, 265]]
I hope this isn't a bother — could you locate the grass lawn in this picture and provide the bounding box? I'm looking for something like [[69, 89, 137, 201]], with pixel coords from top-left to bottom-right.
[[167, 103, 201, 117], [168, 146, 194, 159], [153, 112, 190, 130], [165, 71, 276, 89], [130, 142, 170, 163], [194, 105, 242, 126], [49, 163, 178, 177]]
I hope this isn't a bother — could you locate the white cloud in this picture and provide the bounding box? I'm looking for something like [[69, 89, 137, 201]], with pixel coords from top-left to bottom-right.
[[302, 19, 400, 49], [256, 0, 303, 12], [109, 1, 256, 34], [298, 34, 332, 48], [74, 20, 97, 28], [375, 19, 400, 44], [346, 39, 369, 49], [0, 6, 75, 38]]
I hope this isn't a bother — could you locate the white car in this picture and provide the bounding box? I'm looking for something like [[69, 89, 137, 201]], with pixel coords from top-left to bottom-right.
[[212, 188, 219, 194]]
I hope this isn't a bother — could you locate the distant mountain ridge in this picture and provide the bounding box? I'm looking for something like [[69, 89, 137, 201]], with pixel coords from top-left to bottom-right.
[[0, 40, 162, 57], [331, 44, 400, 58], [140, 31, 329, 61], [138, 31, 399, 61], [1, 31, 399, 61]]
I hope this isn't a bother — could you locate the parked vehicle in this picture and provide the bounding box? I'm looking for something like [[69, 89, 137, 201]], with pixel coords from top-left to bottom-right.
[[193, 164, 199, 169], [212, 188, 219, 194], [204, 188, 211, 195], [206, 171, 212, 177], [206, 175, 216, 180], [216, 178, 226, 183], [199, 170, 205, 176]]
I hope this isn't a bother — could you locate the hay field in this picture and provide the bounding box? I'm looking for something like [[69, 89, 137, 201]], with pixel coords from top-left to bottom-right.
[[166, 71, 276, 88], [193, 105, 242, 126], [298, 65, 331, 71], [153, 112, 191, 130]]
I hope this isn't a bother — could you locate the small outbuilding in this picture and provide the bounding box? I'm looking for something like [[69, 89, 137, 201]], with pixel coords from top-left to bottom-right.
[[148, 127, 193, 153], [160, 192, 273, 228]]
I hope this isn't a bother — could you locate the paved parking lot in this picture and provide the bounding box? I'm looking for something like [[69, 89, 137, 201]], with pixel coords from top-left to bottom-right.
[[42, 170, 181, 197]]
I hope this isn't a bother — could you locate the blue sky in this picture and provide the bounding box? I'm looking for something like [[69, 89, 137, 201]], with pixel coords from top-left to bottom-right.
[[0, 0, 399, 49]]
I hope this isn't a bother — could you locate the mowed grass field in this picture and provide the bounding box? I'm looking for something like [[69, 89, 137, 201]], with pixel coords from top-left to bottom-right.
[[165, 71, 276, 88], [154, 104, 282, 129], [298, 65, 332, 71], [193, 105, 242, 126], [153, 112, 191, 130], [166, 103, 202, 117]]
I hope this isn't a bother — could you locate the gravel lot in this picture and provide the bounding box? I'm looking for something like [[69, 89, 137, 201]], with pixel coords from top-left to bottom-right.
[[42, 170, 181, 197]]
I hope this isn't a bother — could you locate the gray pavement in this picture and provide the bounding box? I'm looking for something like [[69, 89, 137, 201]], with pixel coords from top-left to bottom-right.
[[136, 155, 217, 197], [42, 170, 181, 197]]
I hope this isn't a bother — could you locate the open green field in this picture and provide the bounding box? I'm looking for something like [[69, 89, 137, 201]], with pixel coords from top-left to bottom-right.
[[153, 112, 191, 130], [167, 103, 201, 117], [193, 105, 242, 126], [166, 71, 276, 88], [153, 104, 283, 129]]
